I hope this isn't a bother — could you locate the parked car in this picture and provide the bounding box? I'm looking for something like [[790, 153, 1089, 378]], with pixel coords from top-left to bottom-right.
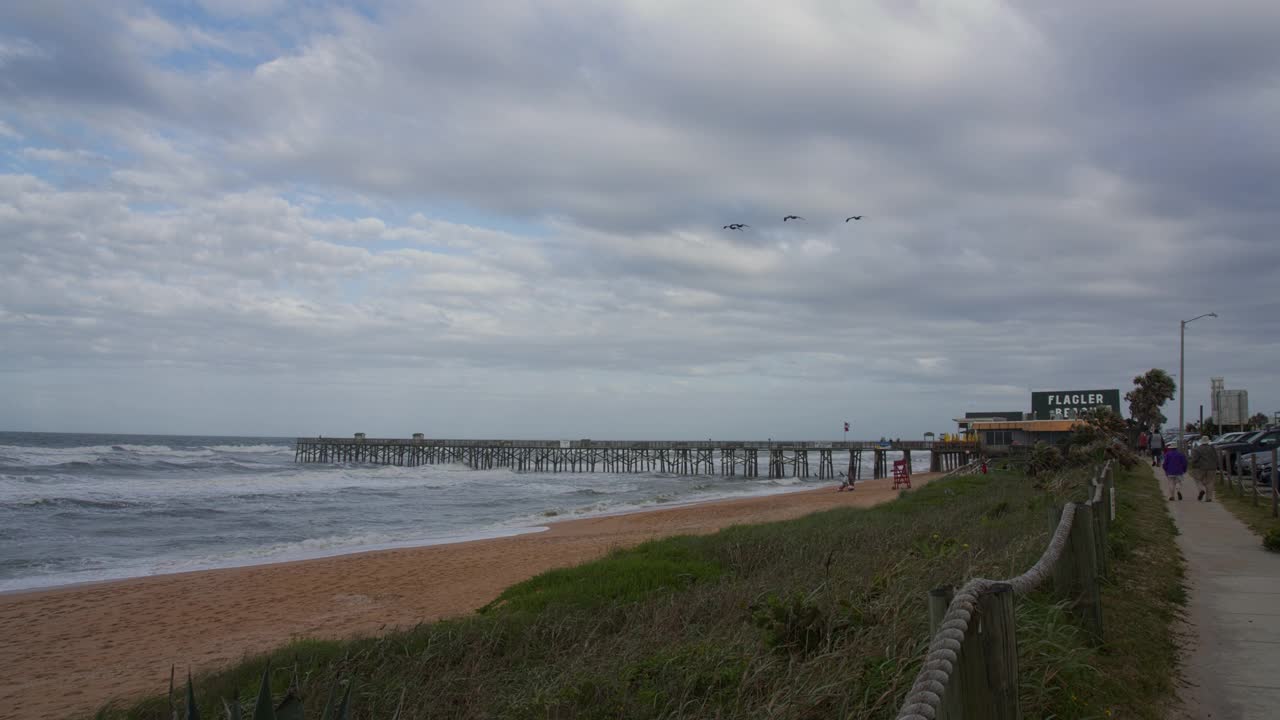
[[1217, 429, 1280, 473], [1237, 451, 1272, 480], [1238, 449, 1275, 483], [1212, 432, 1251, 446]]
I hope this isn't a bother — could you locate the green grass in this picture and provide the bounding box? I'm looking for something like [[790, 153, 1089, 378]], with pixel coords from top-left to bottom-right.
[[480, 540, 724, 615], [1216, 474, 1280, 547], [92, 464, 1183, 720]]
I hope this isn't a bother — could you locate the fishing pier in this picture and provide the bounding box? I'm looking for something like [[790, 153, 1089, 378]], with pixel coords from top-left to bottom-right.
[[294, 436, 979, 481]]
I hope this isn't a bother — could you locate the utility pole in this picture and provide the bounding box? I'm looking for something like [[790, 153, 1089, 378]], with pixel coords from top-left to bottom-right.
[[1180, 312, 1218, 452]]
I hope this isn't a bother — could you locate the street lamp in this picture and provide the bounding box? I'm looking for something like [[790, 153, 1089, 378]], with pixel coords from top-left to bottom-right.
[[1180, 312, 1217, 452]]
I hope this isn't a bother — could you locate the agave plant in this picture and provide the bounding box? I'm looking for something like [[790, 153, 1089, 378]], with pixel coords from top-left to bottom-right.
[[169, 664, 402, 720]]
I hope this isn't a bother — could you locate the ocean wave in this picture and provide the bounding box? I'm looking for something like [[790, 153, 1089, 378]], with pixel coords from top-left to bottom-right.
[[7, 496, 140, 511], [0, 443, 215, 467], [208, 444, 293, 454], [139, 506, 228, 520], [0, 445, 112, 466]]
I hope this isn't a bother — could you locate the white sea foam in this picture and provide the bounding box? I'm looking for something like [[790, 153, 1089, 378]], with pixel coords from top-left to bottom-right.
[[0, 525, 552, 594], [208, 444, 293, 454]]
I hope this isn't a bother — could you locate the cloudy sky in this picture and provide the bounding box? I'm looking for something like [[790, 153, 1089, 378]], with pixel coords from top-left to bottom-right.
[[1, 0, 1276, 439]]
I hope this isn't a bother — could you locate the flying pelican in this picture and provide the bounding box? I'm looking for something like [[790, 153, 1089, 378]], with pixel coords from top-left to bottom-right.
[[723, 223, 748, 230], [783, 215, 804, 222], [845, 215, 863, 222]]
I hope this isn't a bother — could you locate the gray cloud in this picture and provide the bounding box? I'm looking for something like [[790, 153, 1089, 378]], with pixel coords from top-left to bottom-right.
[[0, 0, 1276, 437]]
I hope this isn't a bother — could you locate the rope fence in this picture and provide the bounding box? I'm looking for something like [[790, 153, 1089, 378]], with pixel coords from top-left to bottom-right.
[[895, 460, 1116, 720]]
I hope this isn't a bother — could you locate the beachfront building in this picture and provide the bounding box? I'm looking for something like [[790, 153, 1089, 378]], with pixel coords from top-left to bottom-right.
[[956, 388, 1122, 452], [954, 410, 1028, 433], [961, 419, 1081, 451]]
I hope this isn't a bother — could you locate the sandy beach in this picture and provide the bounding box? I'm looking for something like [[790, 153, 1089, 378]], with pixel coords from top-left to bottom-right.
[[0, 475, 934, 719]]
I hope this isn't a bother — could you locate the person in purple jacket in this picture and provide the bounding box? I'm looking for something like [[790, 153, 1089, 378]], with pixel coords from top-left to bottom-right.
[[1162, 446, 1188, 501]]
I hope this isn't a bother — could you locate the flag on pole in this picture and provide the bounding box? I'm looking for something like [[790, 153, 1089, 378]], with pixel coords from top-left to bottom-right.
[[844, 422, 850, 432]]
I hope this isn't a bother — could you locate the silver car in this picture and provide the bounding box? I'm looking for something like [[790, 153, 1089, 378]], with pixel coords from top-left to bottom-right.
[[1212, 432, 1250, 446], [1239, 449, 1276, 481]]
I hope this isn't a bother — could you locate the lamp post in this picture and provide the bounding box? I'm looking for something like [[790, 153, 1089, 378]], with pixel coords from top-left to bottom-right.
[[1180, 312, 1217, 452]]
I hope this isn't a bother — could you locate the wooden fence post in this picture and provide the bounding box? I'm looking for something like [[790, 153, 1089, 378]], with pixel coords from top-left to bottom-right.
[[1068, 501, 1104, 644], [1101, 494, 1112, 565], [1089, 494, 1109, 580], [1104, 468, 1116, 521], [1272, 448, 1278, 519], [1251, 454, 1259, 506], [928, 586, 963, 720], [1048, 505, 1072, 600], [951, 592, 995, 719], [977, 583, 1019, 720]]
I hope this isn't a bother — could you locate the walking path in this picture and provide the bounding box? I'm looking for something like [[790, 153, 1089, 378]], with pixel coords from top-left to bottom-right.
[[1158, 465, 1280, 719]]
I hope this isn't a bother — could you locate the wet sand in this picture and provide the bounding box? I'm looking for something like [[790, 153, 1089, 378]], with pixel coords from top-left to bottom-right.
[[0, 474, 934, 719]]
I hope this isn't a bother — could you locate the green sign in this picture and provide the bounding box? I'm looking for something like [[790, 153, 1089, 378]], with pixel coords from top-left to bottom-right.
[[1031, 389, 1121, 420]]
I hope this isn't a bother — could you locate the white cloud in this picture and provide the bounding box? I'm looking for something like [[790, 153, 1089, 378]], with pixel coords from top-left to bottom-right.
[[0, 1, 1276, 437], [19, 147, 100, 163], [196, 0, 289, 18]]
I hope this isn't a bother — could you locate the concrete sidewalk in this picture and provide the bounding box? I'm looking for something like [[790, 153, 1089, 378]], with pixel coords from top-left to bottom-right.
[[1158, 465, 1280, 719]]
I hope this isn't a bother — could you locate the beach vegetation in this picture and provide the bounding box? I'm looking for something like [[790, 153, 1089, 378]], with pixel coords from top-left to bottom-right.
[[480, 540, 722, 615], [168, 663, 373, 720], [95, 463, 1182, 720]]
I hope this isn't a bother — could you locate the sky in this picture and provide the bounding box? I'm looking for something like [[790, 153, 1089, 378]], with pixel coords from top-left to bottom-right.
[[1, 0, 1277, 440]]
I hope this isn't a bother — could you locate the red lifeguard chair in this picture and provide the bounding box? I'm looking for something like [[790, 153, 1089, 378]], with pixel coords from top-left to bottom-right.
[[892, 459, 912, 489]]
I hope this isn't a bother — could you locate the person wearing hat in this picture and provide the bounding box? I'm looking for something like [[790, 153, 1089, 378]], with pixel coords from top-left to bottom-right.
[[1189, 442, 1219, 502]]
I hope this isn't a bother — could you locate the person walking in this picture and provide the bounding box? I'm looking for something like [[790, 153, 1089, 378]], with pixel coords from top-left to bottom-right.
[[1138, 430, 1149, 453], [1163, 445, 1188, 501], [1189, 442, 1219, 502], [1149, 429, 1165, 466]]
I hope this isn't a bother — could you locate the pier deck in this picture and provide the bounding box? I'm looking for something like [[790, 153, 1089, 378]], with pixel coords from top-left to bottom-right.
[[294, 437, 979, 480]]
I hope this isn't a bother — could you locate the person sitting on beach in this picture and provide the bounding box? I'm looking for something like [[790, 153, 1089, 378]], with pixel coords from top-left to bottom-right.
[[837, 472, 855, 492]]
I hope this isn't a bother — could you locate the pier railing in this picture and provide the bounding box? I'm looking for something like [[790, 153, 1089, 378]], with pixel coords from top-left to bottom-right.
[[292, 436, 979, 480], [294, 438, 973, 450], [896, 460, 1116, 719]]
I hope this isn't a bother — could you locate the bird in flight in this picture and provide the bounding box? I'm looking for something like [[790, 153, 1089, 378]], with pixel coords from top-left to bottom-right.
[[845, 215, 863, 222], [783, 215, 804, 222], [723, 223, 748, 230]]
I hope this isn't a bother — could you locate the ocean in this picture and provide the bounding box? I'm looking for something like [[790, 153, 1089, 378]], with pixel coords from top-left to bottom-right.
[[0, 432, 932, 593]]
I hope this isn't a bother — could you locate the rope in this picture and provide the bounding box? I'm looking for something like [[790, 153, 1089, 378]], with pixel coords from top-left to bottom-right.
[[894, 460, 1109, 720]]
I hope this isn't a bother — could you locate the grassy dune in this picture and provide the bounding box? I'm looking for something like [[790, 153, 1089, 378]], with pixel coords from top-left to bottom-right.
[[94, 463, 1182, 719]]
